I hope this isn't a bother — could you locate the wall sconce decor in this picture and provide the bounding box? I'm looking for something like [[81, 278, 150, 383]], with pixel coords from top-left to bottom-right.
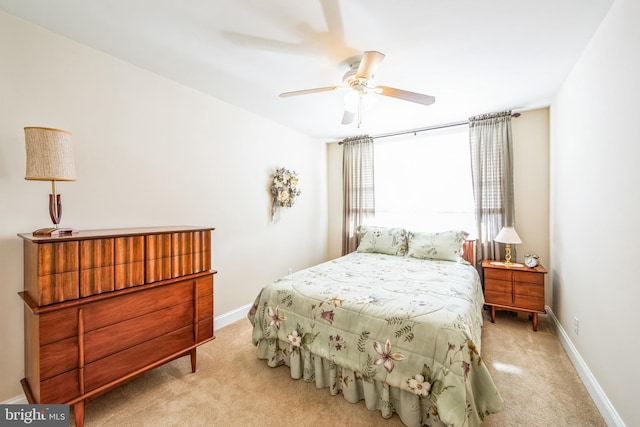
[[271, 167, 301, 222], [24, 126, 78, 236]]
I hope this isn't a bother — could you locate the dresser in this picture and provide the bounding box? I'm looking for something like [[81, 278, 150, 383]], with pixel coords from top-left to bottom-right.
[[481, 260, 547, 331], [18, 226, 216, 427]]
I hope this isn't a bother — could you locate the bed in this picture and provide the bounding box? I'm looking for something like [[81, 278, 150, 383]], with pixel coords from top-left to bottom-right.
[[247, 227, 503, 427]]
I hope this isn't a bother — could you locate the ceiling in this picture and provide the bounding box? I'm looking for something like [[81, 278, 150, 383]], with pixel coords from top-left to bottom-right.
[[0, 0, 613, 141]]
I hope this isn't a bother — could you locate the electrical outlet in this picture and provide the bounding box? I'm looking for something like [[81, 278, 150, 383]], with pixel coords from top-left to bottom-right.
[[573, 317, 579, 335]]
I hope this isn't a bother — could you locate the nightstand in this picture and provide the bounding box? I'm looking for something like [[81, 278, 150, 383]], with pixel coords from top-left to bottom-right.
[[482, 260, 547, 331]]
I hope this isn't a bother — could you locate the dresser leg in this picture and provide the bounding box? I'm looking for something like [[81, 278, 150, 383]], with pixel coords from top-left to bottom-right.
[[190, 348, 197, 373], [532, 312, 538, 331], [74, 401, 85, 427], [490, 305, 496, 323]]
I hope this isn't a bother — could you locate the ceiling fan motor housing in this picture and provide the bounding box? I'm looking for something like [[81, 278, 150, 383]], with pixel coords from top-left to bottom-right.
[[343, 63, 369, 93]]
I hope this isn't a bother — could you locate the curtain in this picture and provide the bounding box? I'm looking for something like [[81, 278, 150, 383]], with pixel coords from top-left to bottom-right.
[[342, 135, 375, 255], [469, 111, 515, 266]]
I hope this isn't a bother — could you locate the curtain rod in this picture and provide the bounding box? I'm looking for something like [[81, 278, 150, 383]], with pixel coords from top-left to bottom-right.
[[373, 120, 468, 140], [338, 112, 520, 144]]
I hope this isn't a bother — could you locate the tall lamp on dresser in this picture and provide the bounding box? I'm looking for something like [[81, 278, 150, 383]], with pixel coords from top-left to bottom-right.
[[24, 126, 77, 237]]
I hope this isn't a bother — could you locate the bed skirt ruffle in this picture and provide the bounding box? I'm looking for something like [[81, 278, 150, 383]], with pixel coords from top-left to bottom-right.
[[256, 338, 447, 427]]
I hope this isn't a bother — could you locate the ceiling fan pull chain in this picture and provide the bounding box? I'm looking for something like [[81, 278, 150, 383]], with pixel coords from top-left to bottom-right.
[[358, 91, 363, 128]]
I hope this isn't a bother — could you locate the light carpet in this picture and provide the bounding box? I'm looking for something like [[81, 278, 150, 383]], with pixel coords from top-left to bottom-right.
[[74, 310, 606, 426]]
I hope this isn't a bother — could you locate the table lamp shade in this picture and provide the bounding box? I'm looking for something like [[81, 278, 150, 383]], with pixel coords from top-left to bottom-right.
[[25, 127, 76, 181], [494, 226, 522, 245]]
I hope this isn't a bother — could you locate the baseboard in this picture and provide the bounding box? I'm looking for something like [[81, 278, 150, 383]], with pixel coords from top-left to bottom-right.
[[214, 303, 252, 330], [2, 394, 27, 404], [546, 306, 625, 427]]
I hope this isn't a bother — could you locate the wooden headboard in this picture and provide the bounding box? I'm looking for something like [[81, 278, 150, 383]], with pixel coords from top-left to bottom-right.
[[462, 239, 477, 265]]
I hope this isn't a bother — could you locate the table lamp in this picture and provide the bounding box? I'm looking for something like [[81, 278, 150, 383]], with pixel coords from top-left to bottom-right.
[[491, 226, 523, 267], [24, 127, 78, 237]]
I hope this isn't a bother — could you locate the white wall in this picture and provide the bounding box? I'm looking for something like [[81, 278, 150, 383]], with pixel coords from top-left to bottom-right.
[[0, 12, 329, 401], [512, 108, 550, 302], [550, 0, 638, 425]]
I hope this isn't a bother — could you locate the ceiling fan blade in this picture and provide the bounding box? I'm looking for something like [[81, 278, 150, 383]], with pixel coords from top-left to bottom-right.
[[373, 85, 436, 106], [341, 110, 355, 125], [320, 0, 344, 42], [279, 86, 341, 97], [356, 51, 385, 80]]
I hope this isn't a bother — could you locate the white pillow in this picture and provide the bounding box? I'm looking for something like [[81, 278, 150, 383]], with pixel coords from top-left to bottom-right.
[[356, 225, 408, 256], [407, 230, 469, 262]]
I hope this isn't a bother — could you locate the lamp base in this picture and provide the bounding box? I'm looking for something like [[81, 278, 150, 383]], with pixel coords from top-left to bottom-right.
[[33, 227, 78, 237], [490, 261, 524, 268]]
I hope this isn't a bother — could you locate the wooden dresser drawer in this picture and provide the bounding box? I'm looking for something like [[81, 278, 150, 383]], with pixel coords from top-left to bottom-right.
[[198, 295, 214, 320], [82, 280, 193, 332], [39, 369, 81, 403], [146, 233, 173, 283], [80, 238, 115, 297], [197, 275, 214, 322], [172, 232, 195, 278], [193, 230, 212, 273], [84, 301, 194, 363], [38, 306, 79, 345], [33, 271, 80, 306], [84, 325, 195, 392], [114, 235, 145, 290], [40, 337, 79, 380], [24, 240, 80, 305], [197, 318, 214, 342]]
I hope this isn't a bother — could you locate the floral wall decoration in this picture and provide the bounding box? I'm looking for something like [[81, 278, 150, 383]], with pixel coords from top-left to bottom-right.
[[271, 167, 301, 222]]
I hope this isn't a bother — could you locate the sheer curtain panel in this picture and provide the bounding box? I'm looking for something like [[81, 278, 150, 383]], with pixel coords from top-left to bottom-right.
[[342, 135, 375, 255], [469, 111, 516, 266]]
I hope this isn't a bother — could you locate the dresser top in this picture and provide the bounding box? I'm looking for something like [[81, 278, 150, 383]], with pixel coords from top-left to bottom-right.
[[18, 225, 215, 242]]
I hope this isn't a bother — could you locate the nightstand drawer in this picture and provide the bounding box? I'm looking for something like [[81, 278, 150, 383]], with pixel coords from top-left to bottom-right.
[[484, 278, 512, 293], [513, 294, 544, 311], [513, 270, 544, 285], [515, 282, 544, 297], [485, 290, 512, 306], [484, 268, 512, 281]]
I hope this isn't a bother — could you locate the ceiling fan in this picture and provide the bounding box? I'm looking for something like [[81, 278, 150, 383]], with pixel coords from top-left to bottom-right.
[[279, 51, 436, 126]]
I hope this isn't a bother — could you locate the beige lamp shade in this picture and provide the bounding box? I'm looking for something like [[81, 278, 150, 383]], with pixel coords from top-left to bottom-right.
[[25, 127, 76, 181], [494, 226, 522, 244]]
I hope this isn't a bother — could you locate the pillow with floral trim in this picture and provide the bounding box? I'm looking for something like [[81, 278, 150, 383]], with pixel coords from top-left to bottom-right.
[[356, 225, 408, 256], [407, 230, 469, 262]]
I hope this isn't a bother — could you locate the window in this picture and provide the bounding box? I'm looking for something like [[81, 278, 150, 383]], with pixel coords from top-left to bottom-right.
[[372, 125, 477, 237]]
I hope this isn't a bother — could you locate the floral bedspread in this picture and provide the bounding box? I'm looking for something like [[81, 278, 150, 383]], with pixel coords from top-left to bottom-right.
[[248, 253, 503, 427]]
